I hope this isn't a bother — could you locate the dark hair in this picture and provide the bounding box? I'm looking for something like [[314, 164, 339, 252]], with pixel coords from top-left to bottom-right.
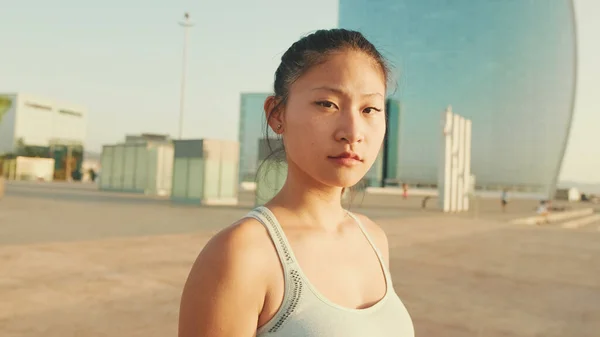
[[272, 29, 390, 111], [257, 29, 391, 202]]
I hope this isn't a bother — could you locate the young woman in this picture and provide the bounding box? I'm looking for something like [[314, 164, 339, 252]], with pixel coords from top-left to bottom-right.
[[178, 29, 414, 337]]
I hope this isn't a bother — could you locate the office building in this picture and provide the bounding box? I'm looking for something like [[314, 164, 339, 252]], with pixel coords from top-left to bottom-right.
[[365, 99, 401, 187], [238, 93, 272, 182], [0, 93, 87, 180], [339, 0, 577, 195], [383, 99, 401, 184], [0, 93, 87, 154]]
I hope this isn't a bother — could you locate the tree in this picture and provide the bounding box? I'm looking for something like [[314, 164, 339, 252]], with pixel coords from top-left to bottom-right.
[[0, 96, 12, 124]]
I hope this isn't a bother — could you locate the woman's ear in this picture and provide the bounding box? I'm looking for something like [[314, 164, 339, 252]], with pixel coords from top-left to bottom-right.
[[264, 96, 285, 134]]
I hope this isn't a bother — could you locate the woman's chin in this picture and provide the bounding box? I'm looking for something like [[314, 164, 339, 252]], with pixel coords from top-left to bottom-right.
[[319, 172, 366, 189]]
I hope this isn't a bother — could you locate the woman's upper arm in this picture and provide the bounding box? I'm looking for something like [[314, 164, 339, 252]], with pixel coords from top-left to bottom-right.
[[178, 221, 269, 337]]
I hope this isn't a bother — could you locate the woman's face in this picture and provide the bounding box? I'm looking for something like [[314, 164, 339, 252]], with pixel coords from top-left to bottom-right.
[[275, 49, 387, 188]]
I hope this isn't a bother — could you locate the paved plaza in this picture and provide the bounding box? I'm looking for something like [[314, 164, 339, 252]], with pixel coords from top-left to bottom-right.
[[0, 181, 599, 336]]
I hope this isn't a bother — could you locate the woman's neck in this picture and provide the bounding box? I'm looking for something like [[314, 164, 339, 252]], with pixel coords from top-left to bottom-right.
[[266, 165, 347, 232]]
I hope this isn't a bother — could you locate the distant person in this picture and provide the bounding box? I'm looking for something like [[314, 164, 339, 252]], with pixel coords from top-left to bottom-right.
[[178, 29, 414, 337], [536, 200, 550, 225], [402, 183, 408, 199], [71, 169, 82, 181], [501, 189, 508, 212], [89, 169, 97, 182]]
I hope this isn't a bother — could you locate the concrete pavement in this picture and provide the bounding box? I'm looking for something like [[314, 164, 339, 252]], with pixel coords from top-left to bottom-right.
[[0, 181, 598, 336]]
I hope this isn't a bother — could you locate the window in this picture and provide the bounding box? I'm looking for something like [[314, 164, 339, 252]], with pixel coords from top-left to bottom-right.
[[59, 109, 83, 118], [25, 102, 52, 111]]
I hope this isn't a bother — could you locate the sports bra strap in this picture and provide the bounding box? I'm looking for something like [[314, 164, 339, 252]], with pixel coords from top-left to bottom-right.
[[245, 206, 297, 268]]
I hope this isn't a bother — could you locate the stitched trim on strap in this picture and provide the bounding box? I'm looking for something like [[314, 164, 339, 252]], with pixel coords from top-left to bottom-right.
[[247, 207, 303, 333]]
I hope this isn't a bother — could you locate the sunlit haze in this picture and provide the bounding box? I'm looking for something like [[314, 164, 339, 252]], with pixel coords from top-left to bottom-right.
[[0, 0, 597, 184]]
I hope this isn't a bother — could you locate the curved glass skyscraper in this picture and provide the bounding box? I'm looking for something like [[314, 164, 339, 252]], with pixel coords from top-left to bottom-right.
[[340, 0, 577, 194]]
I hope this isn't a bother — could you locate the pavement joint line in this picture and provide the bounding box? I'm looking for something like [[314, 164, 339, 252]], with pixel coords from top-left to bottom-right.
[[561, 214, 600, 229], [509, 208, 594, 226]]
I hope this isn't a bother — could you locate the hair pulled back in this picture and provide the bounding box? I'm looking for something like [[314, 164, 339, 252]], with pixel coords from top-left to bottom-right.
[[257, 29, 390, 202], [271, 29, 390, 116], [265, 29, 390, 152]]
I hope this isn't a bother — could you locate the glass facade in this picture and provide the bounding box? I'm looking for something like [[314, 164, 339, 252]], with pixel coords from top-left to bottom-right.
[[238, 93, 272, 182], [364, 147, 384, 187], [384, 99, 401, 184], [340, 0, 577, 194], [365, 98, 402, 187]]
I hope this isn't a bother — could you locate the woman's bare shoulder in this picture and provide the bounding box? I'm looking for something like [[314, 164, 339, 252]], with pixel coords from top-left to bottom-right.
[[351, 213, 388, 240], [192, 216, 275, 276], [179, 217, 277, 337], [350, 213, 390, 266]]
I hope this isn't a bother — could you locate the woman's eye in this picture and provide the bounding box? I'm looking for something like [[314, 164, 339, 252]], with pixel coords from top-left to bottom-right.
[[363, 107, 382, 114], [316, 101, 336, 109]]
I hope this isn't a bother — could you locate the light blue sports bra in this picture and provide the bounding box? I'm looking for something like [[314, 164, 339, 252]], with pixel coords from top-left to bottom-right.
[[246, 206, 415, 337]]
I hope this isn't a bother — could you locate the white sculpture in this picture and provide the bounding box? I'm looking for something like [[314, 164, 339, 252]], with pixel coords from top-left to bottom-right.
[[438, 106, 472, 212]]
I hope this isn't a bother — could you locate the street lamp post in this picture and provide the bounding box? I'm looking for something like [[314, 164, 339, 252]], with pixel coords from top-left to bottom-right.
[[178, 12, 193, 140]]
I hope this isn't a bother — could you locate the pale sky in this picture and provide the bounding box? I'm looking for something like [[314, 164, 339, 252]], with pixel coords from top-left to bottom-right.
[[0, 0, 597, 184]]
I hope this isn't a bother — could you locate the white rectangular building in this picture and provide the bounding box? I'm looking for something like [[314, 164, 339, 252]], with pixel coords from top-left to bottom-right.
[[0, 93, 87, 154]]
